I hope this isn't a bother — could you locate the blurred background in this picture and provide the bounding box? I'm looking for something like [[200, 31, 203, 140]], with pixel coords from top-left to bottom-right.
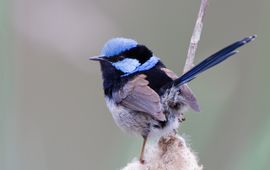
[[0, 0, 269, 169]]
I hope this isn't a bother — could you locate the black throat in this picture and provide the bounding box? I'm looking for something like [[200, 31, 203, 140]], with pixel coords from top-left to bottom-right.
[[99, 61, 123, 97]]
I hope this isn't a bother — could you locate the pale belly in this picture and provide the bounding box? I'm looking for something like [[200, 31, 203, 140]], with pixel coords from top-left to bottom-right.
[[105, 97, 181, 138]]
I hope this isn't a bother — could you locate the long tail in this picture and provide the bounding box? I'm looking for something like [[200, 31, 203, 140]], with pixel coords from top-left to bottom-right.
[[173, 35, 256, 87]]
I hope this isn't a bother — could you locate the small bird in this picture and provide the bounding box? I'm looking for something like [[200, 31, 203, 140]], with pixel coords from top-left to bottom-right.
[[90, 35, 256, 163]]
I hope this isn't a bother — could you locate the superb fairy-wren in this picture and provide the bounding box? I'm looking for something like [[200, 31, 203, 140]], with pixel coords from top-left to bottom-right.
[[90, 35, 256, 163]]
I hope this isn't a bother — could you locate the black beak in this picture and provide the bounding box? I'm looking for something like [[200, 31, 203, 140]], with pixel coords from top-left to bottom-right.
[[89, 55, 107, 61]]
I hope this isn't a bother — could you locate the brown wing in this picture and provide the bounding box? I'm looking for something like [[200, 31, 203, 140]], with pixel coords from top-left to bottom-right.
[[112, 74, 166, 121], [161, 68, 200, 112], [160, 68, 178, 80]]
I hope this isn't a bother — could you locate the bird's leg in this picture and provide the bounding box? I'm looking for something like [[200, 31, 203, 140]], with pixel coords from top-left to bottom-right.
[[139, 136, 147, 164]]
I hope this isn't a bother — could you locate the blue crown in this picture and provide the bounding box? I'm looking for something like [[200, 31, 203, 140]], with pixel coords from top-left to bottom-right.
[[101, 37, 138, 57]]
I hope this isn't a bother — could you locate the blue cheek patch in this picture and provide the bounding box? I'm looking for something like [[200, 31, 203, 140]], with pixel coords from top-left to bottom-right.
[[112, 58, 141, 73], [121, 56, 160, 76], [101, 38, 138, 57]]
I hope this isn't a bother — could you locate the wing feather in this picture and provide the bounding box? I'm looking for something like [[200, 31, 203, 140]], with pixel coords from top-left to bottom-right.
[[113, 74, 166, 121]]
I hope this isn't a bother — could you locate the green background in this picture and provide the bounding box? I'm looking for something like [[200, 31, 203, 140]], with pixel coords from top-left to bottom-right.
[[1, 0, 269, 169]]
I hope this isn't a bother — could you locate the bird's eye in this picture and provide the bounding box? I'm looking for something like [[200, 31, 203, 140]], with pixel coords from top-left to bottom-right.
[[108, 55, 125, 62]]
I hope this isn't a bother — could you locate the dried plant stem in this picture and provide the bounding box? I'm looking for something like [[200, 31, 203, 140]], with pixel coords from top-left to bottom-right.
[[183, 0, 208, 73]]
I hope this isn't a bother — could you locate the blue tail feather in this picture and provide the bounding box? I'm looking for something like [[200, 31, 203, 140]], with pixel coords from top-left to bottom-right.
[[173, 35, 256, 87]]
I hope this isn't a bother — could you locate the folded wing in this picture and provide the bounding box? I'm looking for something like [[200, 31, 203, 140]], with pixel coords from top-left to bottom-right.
[[112, 74, 166, 121]]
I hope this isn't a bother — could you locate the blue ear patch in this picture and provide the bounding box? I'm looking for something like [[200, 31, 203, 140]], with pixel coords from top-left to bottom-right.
[[122, 56, 160, 76], [101, 38, 138, 57], [112, 58, 140, 73]]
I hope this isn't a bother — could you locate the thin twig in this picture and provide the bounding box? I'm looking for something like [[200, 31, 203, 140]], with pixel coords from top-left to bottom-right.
[[183, 0, 208, 73]]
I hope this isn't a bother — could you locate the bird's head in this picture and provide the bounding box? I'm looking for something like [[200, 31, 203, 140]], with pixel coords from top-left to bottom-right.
[[90, 37, 160, 76]]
